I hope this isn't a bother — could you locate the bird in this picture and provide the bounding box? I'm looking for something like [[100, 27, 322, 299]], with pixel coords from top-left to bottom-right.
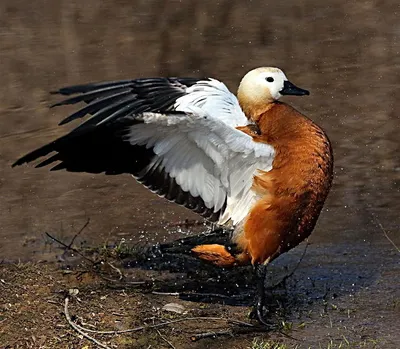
[[13, 67, 334, 323]]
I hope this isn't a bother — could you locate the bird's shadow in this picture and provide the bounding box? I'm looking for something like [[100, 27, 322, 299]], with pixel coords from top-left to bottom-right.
[[54, 225, 381, 326], [115, 228, 380, 324]]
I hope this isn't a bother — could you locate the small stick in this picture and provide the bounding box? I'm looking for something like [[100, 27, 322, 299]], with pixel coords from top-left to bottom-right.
[[271, 240, 309, 289], [68, 218, 90, 249], [152, 291, 180, 296], [107, 262, 124, 280], [228, 319, 254, 327], [45, 232, 94, 265], [373, 215, 400, 253], [64, 295, 266, 344], [190, 325, 266, 342], [181, 292, 240, 299], [367, 207, 400, 253], [156, 329, 176, 349], [190, 329, 233, 341], [99, 275, 146, 285], [64, 297, 111, 349], [153, 291, 250, 303], [74, 317, 231, 334], [65, 309, 248, 335]]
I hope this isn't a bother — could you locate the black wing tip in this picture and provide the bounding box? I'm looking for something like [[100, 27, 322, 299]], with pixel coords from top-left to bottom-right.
[[50, 87, 80, 96], [12, 156, 34, 168], [50, 102, 62, 108], [11, 159, 23, 167], [12, 155, 35, 168], [58, 117, 72, 126], [12, 156, 62, 170], [50, 85, 89, 96], [49, 98, 80, 108], [49, 96, 77, 108], [12, 140, 58, 169]]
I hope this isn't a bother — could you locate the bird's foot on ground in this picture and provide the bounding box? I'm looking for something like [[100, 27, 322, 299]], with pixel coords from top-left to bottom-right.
[[249, 263, 273, 327], [249, 291, 272, 326]]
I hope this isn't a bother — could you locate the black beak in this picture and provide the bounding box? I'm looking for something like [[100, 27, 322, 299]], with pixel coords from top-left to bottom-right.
[[280, 80, 310, 96]]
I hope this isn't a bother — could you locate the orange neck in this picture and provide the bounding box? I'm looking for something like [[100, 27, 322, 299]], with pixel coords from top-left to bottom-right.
[[237, 90, 274, 123]]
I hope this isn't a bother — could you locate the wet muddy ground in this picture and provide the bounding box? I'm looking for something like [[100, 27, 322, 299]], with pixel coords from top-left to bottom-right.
[[0, 0, 399, 348]]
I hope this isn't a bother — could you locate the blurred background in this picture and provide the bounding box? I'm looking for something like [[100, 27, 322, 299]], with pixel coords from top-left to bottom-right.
[[0, 0, 399, 262]]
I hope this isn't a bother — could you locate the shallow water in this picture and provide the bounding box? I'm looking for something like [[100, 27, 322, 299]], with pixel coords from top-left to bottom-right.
[[0, 0, 399, 345], [0, 0, 399, 261]]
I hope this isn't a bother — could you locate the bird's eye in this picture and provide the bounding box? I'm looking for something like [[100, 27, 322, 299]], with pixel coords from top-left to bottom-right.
[[266, 77, 274, 83]]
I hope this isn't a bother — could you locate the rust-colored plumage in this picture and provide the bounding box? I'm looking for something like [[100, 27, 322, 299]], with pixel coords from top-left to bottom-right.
[[191, 244, 237, 267], [192, 101, 333, 266]]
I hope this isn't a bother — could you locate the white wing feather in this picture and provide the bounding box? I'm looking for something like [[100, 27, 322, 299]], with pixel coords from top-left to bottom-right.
[[127, 79, 275, 226], [174, 78, 248, 127]]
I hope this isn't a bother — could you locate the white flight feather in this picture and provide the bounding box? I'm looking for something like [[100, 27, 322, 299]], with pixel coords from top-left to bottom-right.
[[127, 79, 275, 224]]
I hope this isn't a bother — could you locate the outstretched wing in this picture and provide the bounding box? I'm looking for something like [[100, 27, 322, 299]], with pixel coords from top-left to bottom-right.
[[13, 77, 275, 225]]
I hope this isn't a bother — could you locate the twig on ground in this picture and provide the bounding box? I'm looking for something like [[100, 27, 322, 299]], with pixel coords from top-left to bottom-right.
[[107, 262, 124, 280], [190, 324, 268, 342], [64, 296, 254, 335], [228, 319, 254, 327], [372, 214, 400, 253], [100, 275, 147, 286], [73, 316, 248, 335], [366, 207, 400, 253], [181, 292, 242, 300], [63, 294, 270, 345], [68, 218, 90, 249], [190, 329, 233, 341], [156, 329, 176, 349], [64, 297, 111, 349], [45, 232, 95, 265], [153, 291, 251, 305], [271, 240, 309, 289], [152, 291, 180, 296], [47, 229, 149, 286]]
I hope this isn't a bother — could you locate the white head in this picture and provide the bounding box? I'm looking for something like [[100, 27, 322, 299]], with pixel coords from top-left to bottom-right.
[[237, 67, 309, 115]]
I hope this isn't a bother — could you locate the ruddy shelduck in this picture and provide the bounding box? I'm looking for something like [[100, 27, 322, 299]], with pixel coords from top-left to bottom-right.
[[13, 67, 334, 323]]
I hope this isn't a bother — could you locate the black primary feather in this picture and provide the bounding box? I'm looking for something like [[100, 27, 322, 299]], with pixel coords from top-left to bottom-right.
[[13, 76, 226, 222], [13, 77, 204, 167]]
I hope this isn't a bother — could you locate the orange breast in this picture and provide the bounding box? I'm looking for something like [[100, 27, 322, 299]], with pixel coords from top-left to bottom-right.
[[236, 102, 333, 265]]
